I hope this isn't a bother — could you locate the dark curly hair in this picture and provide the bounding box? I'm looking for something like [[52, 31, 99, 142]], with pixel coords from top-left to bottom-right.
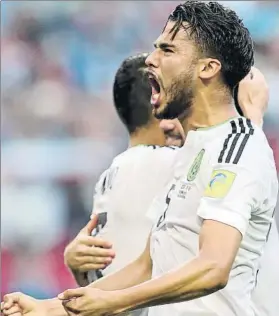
[[167, 1, 254, 92], [113, 53, 152, 134]]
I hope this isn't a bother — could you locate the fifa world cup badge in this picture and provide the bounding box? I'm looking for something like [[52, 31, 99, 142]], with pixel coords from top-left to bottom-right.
[[205, 169, 236, 198], [187, 149, 205, 182]]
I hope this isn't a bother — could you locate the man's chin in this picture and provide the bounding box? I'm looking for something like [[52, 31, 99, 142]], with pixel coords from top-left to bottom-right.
[[153, 107, 179, 120], [152, 103, 170, 120], [154, 111, 169, 120], [153, 109, 164, 120]]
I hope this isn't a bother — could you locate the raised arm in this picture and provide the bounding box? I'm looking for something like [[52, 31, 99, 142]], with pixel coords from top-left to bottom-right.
[[236, 66, 269, 128]]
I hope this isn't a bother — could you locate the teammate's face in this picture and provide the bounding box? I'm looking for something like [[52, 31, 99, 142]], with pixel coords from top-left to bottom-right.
[[146, 21, 198, 120]]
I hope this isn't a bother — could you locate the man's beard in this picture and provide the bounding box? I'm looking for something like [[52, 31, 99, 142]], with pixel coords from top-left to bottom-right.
[[154, 77, 194, 120]]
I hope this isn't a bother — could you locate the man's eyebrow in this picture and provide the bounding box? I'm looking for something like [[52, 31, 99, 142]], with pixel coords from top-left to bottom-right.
[[153, 42, 176, 49]]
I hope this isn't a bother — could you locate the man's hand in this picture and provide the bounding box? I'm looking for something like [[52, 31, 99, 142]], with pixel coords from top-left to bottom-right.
[[160, 119, 185, 147], [237, 66, 269, 127], [1, 292, 46, 316], [58, 287, 120, 316], [64, 215, 115, 273]]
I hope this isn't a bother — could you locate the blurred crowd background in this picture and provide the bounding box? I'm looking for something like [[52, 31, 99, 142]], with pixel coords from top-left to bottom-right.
[[1, 1, 279, 299]]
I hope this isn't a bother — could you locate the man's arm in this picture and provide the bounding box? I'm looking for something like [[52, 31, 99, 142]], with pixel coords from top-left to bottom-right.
[[64, 169, 115, 287], [108, 220, 241, 313], [99, 164, 269, 314], [59, 139, 276, 316], [236, 66, 269, 128], [64, 215, 99, 287], [1, 293, 68, 316], [59, 220, 243, 315], [41, 299, 68, 316], [57, 236, 153, 316], [64, 216, 114, 287], [90, 235, 152, 291], [0, 222, 249, 316]]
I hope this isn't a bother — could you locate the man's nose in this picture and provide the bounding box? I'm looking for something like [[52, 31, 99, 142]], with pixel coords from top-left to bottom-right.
[[145, 50, 159, 69]]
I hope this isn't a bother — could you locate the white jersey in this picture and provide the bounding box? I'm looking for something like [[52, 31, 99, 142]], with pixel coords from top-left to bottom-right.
[[252, 221, 279, 316], [148, 117, 278, 316], [87, 145, 178, 316]]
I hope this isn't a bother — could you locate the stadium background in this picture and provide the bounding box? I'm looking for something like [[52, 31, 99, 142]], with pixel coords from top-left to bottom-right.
[[1, 1, 279, 299]]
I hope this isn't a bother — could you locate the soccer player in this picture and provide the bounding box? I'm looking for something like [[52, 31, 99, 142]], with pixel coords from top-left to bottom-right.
[[2, 61, 277, 316], [1, 53, 179, 316], [1, 4, 278, 315], [2, 66, 277, 316], [62, 53, 180, 316], [63, 60, 277, 316], [55, 2, 277, 316]]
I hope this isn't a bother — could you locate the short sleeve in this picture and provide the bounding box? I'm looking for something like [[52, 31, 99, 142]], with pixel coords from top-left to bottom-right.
[[92, 169, 109, 215], [197, 163, 264, 236]]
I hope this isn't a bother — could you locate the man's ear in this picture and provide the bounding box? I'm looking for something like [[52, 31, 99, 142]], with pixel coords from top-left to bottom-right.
[[198, 58, 222, 80]]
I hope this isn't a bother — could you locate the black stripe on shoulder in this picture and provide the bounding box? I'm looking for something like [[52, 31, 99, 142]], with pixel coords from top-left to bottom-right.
[[233, 119, 254, 164], [225, 117, 245, 163], [218, 120, 237, 163]]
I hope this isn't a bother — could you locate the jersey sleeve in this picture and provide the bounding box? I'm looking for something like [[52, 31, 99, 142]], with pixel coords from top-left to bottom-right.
[[91, 169, 109, 215], [87, 170, 109, 284], [197, 163, 265, 236], [197, 121, 278, 236]]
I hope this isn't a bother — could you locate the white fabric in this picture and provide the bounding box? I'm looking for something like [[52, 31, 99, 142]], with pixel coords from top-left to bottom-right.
[[252, 221, 279, 316], [87, 145, 178, 316], [148, 118, 278, 316]]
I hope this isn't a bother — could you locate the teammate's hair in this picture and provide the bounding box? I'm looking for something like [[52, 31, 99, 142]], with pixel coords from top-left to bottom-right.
[[167, 1, 254, 92], [113, 53, 152, 134]]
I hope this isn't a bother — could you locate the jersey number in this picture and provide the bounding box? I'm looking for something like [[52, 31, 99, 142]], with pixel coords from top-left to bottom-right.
[[101, 167, 119, 194], [157, 184, 176, 227]]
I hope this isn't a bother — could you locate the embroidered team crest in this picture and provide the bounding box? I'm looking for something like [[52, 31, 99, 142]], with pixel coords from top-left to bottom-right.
[[187, 149, 205, 182]]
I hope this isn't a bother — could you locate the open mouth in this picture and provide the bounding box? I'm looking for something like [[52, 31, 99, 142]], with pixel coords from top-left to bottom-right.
[[148, 74, 161, 107]]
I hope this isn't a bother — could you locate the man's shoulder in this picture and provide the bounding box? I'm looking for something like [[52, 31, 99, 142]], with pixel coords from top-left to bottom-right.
[[112, 145, 179, 167], [130, 144, 179, 154], [206, 117, 273, 168], [98, 145, 178, 191]]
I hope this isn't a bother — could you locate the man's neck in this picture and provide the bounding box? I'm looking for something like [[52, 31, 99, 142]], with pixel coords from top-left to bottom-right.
[[129, 125, 164, 148], [181, 86, 239, 132]]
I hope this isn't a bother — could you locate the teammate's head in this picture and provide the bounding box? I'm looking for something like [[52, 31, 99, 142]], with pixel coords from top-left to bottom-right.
[[113, 53, 154, 135], [146, 1, 254, 120]]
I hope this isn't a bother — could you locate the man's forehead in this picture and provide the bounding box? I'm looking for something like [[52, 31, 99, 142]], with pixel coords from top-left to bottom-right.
[[155, 21, 191, 48]]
